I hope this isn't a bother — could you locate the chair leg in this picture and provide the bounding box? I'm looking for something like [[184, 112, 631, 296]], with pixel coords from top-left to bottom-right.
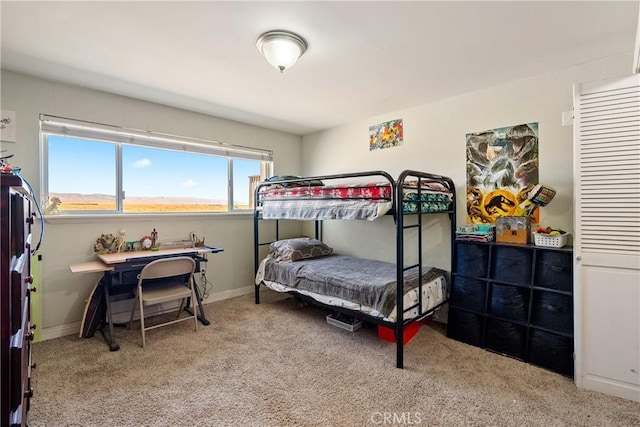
[[139, 297, 146, 348], [175, 298, 185, 320], [128, 294, 138, 329], [191, 288, 198, 332]]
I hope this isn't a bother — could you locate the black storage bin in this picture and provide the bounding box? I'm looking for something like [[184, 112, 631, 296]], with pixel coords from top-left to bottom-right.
[[488, 284, 529, 322], [447, 308, 484, 347], [485, 318, 526, 359], [535, 251, 573, 292], [531, 291, 573, 334], [451, 276, 486, 312], [491, 246, 532, 285], [528, 329, 574, 377], [456, 243, 489, 278]]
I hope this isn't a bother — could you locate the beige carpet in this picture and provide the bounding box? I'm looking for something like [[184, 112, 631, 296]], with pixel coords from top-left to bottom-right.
[[30, 291, 639, 427]]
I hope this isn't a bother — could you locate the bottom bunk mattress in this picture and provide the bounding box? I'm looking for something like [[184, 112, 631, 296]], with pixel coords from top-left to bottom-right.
[[255, 254, 448, 322]]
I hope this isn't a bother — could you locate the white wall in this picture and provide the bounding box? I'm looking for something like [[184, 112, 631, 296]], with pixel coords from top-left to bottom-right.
[[301, 54, 634, 269], [1, 53, 631, 337], [0, 70, 303, 335]]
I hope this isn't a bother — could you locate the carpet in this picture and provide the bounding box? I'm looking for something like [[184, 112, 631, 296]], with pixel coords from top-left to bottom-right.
[[30, 291, 640, 426]]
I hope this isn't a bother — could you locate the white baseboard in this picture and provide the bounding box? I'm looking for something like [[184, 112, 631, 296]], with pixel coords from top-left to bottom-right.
[[201, 284, 255, 303], [39, 285, 255, 342], [581, 375, 640, 403], [41, 321, 84, 341]]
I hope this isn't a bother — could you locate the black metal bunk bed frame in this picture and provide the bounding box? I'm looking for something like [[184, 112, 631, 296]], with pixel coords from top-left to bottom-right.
[[253, 170, 456, 368]]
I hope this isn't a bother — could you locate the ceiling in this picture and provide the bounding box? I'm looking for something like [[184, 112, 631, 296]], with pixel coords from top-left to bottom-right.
[[1, 1, 638, 136]]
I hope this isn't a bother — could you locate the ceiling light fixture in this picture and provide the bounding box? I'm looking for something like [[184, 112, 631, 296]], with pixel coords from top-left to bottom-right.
[[256, 30, 307, 73]]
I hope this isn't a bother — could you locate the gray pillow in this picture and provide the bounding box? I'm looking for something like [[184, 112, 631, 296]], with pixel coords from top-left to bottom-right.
[[269, 238, 333, 262]]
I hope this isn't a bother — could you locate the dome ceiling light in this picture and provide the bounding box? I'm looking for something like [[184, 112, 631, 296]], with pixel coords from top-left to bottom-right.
[[256, 30, 307, 73]]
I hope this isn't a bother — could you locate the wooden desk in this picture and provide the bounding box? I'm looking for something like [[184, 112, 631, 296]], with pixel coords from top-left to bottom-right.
[[69, 261, 113, 274], [70, 246, 223, 351], [96, 247, 215, 265]]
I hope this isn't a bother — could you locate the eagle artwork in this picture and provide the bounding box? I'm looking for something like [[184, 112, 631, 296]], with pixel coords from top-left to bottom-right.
[[466, 123, 539, 224]]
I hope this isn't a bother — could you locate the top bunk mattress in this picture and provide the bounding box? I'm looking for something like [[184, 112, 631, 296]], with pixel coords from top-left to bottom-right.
[[258, 180, 453, 220]]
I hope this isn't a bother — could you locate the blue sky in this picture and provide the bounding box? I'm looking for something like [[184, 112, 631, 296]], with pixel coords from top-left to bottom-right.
[[48, 136, 260, 203]]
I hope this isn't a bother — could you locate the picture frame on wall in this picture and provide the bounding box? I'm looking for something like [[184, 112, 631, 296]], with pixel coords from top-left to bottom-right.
[[1, 110, 17, 143], [369, 118, 403, 151]]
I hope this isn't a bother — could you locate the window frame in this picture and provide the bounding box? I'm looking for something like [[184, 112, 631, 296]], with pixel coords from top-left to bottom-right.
[[39, 114, 273, 216]]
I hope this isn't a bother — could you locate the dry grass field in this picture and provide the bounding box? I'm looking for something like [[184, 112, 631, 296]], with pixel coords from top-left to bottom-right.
[[59, 203, 247, 212], [50, 194, 250, 212]]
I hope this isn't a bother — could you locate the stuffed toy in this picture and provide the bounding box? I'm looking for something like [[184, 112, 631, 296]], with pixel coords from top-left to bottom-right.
[[43, 196, 62, 215]]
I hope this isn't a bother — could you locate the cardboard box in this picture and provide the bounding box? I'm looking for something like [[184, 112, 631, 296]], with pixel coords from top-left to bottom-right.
[[495, 216, 530, 244]]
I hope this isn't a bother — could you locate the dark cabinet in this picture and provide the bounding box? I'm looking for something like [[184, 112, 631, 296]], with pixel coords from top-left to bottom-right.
[[1, 174, 36, 426], [447, 240, 574, 377]]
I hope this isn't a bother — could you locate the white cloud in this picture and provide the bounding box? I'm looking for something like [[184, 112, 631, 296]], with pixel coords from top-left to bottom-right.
[[182, 179, 197, 187], [132, 158, 151, 168]]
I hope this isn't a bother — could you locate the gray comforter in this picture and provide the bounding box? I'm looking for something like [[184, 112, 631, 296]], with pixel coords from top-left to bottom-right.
[[261, 254, 446, 317]]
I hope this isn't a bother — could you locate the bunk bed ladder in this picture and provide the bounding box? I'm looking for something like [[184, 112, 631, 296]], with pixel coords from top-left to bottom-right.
[[395, 173, 428, 368], [394, 171, 457, 369]]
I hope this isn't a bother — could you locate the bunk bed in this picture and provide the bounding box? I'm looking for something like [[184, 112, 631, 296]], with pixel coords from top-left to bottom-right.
[[253, 170, 456, 368]]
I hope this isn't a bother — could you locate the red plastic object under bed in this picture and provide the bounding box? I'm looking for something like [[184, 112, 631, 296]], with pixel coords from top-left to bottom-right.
[[378, 320, 425, 345]]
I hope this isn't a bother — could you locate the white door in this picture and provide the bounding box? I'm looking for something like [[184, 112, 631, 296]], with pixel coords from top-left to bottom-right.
[[574, 73, 640, 402]]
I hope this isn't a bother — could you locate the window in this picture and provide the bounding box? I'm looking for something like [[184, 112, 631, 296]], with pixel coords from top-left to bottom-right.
[[40, 115, 272, 214]]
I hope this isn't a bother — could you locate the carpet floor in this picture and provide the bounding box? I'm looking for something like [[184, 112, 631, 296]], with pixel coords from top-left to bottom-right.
[[30, 291, 640, 426]]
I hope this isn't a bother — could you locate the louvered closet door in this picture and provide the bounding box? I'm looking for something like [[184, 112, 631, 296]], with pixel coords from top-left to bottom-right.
[[574, 73, 640, 403]]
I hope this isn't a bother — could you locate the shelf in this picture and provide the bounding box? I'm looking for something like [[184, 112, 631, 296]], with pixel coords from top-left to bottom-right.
[[448, 240, 574, 377], [531, 285, 572, 296]]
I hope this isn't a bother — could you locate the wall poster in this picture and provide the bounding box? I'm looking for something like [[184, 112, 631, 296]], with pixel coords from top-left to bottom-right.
[[369, 118, 403, 151], [466, 122, 539, 224], [0, 110, 17, 143]]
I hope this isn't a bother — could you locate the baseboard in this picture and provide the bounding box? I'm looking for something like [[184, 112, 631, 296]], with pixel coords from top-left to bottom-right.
[[40, 285, 255, 342], [41, 321, 83, 342], [581, 375, 640, 403], [201, 284, 255, 303]]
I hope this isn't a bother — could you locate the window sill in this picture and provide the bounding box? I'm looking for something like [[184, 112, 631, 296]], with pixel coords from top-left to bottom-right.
[[41, 211, 254, 224]]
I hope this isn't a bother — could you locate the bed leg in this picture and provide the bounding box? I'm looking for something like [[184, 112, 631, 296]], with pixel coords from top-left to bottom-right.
[[396, 338, 404, 369], [255, 285, 260, 304]]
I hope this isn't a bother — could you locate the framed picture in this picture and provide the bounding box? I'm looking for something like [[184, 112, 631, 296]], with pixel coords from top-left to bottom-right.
[[1, 110, 17, 143], [369, 118, 403, 151]]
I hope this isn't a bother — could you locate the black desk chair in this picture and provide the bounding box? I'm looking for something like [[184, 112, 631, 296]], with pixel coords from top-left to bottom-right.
[[128, 256, 198, 348]]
